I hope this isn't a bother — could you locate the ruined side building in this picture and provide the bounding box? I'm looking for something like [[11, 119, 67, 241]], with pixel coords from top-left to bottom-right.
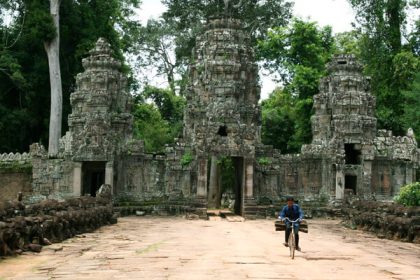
[[0, 17, 418, 217]]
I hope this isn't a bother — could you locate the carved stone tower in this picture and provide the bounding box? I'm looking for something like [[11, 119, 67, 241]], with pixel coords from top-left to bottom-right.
[[183, 18, 261, 214], [312, 55, 377, 145], [67, 38, 133, 195]]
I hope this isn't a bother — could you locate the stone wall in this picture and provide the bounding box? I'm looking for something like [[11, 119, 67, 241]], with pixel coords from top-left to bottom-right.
[[0, 153, 32, 202], [113, 145, 203, 216]]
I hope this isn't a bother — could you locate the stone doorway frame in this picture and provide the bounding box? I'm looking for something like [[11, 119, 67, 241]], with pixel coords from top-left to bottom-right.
[[73, 161, 114, 197]]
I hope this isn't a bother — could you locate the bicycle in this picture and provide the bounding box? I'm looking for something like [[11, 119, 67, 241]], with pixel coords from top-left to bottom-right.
[[283, 217, 301, 259]]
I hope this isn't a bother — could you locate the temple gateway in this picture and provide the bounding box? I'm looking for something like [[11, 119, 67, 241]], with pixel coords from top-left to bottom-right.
[[2, 17, 418, 218]]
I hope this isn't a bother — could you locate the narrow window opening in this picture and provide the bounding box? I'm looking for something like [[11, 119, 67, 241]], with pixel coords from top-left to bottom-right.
[[345, 143, 361, 164], [217, 125, 228, 136]]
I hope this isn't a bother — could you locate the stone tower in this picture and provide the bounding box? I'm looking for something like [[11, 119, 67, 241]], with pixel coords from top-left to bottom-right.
[[183, 17, 261, 213], [68, 38, 133, 161], [302, 54, 417, 200], [184, 18, 261, 156], [67, 38, 133, 196], [311, 55, 377, 145]]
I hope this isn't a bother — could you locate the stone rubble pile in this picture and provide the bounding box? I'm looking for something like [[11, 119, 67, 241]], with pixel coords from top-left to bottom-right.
[[0, 187, 116, 256], [342, 200, 420, 243]]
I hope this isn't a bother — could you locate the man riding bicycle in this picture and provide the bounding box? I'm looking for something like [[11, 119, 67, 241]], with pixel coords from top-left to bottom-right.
[[279, 196, 304, 251]]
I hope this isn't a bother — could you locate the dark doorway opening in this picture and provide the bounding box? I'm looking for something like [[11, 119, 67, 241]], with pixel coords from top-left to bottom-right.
[[345, 175, 357, 195], [82, 161, 106, 197], [345, 144, 361, 164], [217, 126, 228, 136], [207, 156, 244, 216]]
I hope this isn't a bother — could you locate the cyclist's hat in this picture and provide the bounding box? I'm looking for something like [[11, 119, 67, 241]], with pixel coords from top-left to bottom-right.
[[286, 196, 294, 202]]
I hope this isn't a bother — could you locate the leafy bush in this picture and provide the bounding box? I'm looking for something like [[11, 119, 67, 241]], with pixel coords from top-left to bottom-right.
[[180, 151, 194, 167], [258, 157, 272, 165], [394, 182, 420, 206]]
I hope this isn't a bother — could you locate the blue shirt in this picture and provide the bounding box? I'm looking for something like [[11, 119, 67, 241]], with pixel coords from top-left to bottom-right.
[[279, 204, 304, 221]]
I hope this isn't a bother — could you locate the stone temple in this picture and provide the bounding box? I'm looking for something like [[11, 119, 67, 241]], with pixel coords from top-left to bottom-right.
[[0, 17, 418, 217]]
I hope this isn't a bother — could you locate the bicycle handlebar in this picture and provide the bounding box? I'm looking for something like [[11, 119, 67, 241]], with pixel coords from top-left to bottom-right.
[[283, 217, 302, 223]]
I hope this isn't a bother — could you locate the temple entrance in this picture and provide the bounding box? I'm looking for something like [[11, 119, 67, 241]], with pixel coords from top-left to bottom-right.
[[207, 156, 244, 216], [345, 175, 357, 195], [82, 161, 106, 197]]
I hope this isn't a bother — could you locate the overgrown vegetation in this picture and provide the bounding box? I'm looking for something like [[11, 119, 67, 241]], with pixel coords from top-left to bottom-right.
[[180, 150, 194, 166], [0, 162, 32, 174], [394, 182, 420, 207]]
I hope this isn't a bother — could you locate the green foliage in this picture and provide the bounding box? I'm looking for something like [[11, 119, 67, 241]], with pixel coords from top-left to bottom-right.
[[394, 182, 420, 206], [26, 1, 57, 42], [402, 72, 420, 142], [347, 0, 419, 135], [180, 150, 194, 166], [257, 157, 272, 166], [218, 157, 235, 195], [161, 0, 293, 66], [133, 103, 171, 153], [334, 30, 362, 56], [0, 161, 32, 174], [261, 89, 296, 153], [143, 86, 185, 124], [259, 19, 334, 152]]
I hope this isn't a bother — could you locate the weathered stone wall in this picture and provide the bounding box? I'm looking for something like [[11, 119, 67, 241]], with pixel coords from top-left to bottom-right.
[[0, 172, 32, 202], [341, 201, 420, 243], [114, 145, 199, 209], [0, 192, 116, 256], [0, 153, 32, 202], [371, 159, 416, 199]]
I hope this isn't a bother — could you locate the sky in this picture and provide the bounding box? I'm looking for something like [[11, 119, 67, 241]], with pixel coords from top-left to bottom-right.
[[135, 0, 356, 99]]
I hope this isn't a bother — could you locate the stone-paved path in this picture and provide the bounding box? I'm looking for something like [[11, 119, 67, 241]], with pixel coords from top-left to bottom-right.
[[0, 217, 419, 280]]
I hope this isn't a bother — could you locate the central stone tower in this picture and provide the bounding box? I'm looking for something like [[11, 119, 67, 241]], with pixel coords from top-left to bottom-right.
[[183, 17, 261, 215]]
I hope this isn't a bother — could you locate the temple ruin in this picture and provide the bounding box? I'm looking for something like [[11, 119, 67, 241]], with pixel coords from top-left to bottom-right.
[[0, 17, 419, 218]]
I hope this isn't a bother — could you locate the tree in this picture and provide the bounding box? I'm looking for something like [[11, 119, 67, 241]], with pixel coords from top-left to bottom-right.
[[402, 72, 420, 142], [137, 86, 186, 147], [133, 102, 171, 153], [261, 88, 296, 153], [44, 0, 63, 158], [258, 19, 334, 151], [347, 0, 418, 135], [334, 30, 362, 56], [130, 19, 179, 93]]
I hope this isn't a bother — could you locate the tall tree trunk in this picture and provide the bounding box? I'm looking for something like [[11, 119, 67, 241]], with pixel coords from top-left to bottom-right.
[[44, 0, 62, 158]]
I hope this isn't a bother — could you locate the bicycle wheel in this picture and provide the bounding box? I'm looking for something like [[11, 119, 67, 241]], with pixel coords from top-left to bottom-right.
[[288, 231, 295, 259]]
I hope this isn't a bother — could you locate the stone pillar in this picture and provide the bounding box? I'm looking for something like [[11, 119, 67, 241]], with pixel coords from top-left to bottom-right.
[[197, 157, 208, 197], [335, 168, 345, 200], [208, 156, 220, 208], [105, 161, 114, 194], [72, 162, 82, 196], [405, 163, 413, 185], [362, 161, 372, 198], [245, 159, 254, 198]]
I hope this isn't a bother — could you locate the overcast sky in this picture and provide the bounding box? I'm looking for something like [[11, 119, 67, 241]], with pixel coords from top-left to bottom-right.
[[135, 0, 356, 99]]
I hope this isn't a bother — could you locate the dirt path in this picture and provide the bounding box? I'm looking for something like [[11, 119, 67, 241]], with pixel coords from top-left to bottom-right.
[[0, 217, 419, 280]]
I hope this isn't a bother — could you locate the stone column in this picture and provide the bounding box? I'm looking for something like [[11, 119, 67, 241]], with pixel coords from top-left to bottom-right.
[[72, 162, 82, 196], [245, 158, 254, 198], [405, 163, 413, 185], [362, 161, 372, 198], [335, 167, 345, 200], [105, 161, 114, 194], [197, 157, 208, 197], [208, 156, 220, 208]]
